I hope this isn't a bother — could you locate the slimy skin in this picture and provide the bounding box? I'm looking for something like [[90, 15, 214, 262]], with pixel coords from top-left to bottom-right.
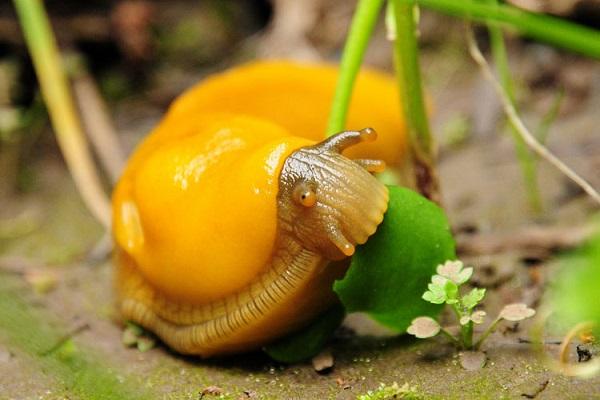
[[277, 128, 388, 261], [113, 122, 388, 357], [165, 61, 408, 168]]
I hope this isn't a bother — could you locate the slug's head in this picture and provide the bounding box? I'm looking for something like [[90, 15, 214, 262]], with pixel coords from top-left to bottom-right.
[[277, 128, 389, 260]]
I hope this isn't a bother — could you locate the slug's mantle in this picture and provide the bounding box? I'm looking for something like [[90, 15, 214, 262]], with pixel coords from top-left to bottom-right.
[[163, 61, 408, 167], [112, 61, 407, 357]]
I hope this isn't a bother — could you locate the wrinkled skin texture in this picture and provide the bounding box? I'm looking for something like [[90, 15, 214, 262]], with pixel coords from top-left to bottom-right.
[[114, 120, 389, 356], [278, 129, 388, 260]]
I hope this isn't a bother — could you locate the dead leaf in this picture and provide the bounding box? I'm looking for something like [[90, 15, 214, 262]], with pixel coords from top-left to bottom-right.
[[200, 386, 223, 398]]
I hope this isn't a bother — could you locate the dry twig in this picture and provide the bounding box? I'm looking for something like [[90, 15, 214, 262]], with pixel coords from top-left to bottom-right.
[[72, 61, 125, 184], [466, 27, 600, 206]]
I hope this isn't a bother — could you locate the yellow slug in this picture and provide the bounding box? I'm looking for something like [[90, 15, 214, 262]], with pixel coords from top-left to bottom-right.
[[113, 61, 407, 357]]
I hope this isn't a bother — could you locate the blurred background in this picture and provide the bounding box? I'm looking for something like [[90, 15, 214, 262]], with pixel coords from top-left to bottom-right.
[[0, 0, 598, 240]]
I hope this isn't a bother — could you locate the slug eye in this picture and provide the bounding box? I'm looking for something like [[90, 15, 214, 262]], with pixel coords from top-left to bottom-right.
[[293, 181, 317, 208]]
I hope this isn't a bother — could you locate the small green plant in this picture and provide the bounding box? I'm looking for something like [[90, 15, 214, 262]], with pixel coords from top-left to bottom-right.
[[407, 260, 536, 350], [121, 322, 156, 352]]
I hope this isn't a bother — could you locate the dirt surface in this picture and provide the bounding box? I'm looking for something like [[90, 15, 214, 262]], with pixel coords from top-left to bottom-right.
[[1, 7, 600, 399], [1, 156, 599, 399], [2, 76, 600, 399]]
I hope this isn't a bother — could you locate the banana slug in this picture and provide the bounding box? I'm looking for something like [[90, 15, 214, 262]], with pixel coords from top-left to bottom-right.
[[113, 115, 388, 357], [113, 62, 405, 357]]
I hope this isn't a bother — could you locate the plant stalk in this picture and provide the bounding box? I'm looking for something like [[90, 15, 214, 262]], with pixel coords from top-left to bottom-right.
[[450, 302, 473, 349], [391, 0, 440, 203], [68, 53, 125, 184], [403, 0, 600, 58], [462, 320, 474, 349], [467, 28, 600, 205], [439, 327, 461, 346], [326, 0, 385, 136], [13, 0, 111, 228], [474, 317, 501, 350]]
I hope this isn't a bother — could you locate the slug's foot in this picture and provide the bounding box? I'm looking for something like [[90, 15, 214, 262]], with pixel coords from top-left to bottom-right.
[[277, 128, 389, 261], [115, 247, 339, 357]]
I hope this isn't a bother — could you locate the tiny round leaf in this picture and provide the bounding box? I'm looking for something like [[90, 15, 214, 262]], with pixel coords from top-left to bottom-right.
[[407, 317, 440, 338], [499, 303, 536, 321]]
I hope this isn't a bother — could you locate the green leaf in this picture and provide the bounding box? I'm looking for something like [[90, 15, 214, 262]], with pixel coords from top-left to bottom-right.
[[423, 280, 447, 304], [334, 186, 456, 332], [431, 275, 448, 286], [263, 304, 345, 363], [462, 288, 486, 310], [550, 224, 600, 335], [443, 280, 459, 303], [456, 267, 473, 285], [436, 260, 472, 285], [422, 289, 445, 304]]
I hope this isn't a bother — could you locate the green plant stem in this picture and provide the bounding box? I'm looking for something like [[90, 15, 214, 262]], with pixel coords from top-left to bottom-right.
[[450, 302, 462, 322], [390, 0, 440, 203], [402, 0, 600, 58], [482, 0, 542, 213], [462, 321, 474, 349], [474, 317, 502, 349], [68, 52, 125, 184], [450, 302, 473, 349], [468, 29, 600, 205], [326, 0, 385, 136], [13, 0, 111, 229], [536, 89, 564, 144], [439, 327, 461, 346]]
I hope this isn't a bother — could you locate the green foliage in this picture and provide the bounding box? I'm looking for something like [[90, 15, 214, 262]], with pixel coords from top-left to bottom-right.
[[406, 0, 600, 58], [551, 225, 600, 335], [326, 0, 386, 135], [407, 260, 535, 350], [264, 304, 345, 363], [479, 0, 542, 213], [462, 288, 486, 310], [422, 281, 449, 305], [263, 187, 456, 362], [334, 186, 455, 331], [389, 0, 434, 158], [122, 322, 157, 352], [535, 89, 564, 144]]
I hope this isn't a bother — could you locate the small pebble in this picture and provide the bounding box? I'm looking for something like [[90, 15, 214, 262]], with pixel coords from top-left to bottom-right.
[[312, 348, 334, 372], [459, 351, 487, 371]]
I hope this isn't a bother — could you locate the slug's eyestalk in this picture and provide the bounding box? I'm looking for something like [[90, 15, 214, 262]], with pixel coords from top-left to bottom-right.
[[277, 128, 389, 260], [320, 127, 378, 153]]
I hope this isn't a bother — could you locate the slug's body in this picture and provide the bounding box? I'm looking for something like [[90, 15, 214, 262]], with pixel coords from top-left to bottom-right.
[[113, 62, 400, 357]]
